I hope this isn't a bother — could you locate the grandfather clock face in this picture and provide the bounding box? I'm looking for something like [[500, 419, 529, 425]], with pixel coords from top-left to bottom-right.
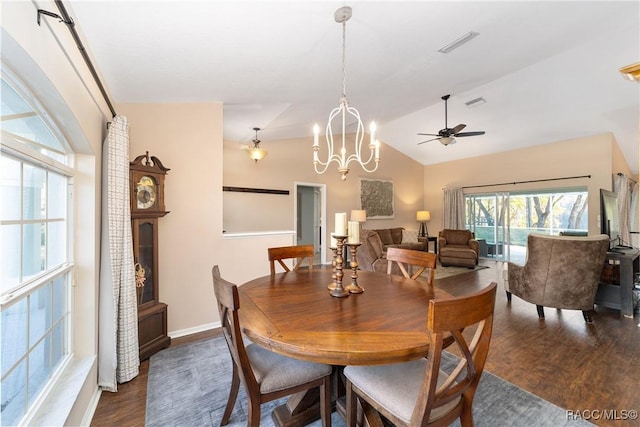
[[129, 152, 169, 217], [135, 175, 158, 210]]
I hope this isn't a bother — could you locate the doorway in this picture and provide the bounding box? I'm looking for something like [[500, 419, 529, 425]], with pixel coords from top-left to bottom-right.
[[295, 183, 326, 265]]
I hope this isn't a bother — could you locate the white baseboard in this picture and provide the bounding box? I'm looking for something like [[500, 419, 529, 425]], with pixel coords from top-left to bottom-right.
[[169, 321, 221, 339], [82, 386, 102, 426]]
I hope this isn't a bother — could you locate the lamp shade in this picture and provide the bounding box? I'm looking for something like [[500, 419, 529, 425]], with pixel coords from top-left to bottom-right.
[[416, 211, 431, 221], [248, 147, 267, 162], [350, 209, 367, 222], [440, 137, 456, 146]]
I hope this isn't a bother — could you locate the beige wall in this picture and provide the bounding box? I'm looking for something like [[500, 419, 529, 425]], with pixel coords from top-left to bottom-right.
[[423, 133, 628, 235], [223, 135, 425, 236], [121, 103, 224, 334], [115, 107, 425, 335]]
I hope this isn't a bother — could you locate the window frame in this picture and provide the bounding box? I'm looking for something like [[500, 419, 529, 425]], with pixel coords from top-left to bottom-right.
[[1, 73, 75, 426]]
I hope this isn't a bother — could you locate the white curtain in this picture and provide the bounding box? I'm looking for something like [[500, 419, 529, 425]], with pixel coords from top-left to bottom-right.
[[98, 115, 139, 391], [630, 182, 639, 248], [614, 174, 632, 246], [443, 187, 465, 229]]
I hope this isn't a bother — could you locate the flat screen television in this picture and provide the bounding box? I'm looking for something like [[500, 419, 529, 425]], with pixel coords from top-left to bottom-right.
[[600, 189, 620, 249]]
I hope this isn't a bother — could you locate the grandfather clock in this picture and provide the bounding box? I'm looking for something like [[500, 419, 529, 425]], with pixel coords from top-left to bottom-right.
[[130, 152, 171, 360]]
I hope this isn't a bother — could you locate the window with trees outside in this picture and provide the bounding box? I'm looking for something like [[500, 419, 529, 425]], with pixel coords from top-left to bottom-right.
[[1, 75, 73, 425], [465, 188, 588, 263]]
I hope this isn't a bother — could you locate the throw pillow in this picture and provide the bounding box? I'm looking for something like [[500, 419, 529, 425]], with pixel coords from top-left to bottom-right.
[[389, 227, 404, 244], [375, 229, 394, 246], [402, 230, 419, 243], [367, 232, 384, 258]]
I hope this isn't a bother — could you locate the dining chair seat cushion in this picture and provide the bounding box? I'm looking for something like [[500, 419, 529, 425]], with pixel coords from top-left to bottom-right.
[[344, 358, 460, 424], [246, 343, 332, 394]]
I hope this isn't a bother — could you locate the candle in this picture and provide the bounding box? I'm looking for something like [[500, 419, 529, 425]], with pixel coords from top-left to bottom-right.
[[348, 221, 359, 243], [330, 235, 337, 249], [374, 139, 380, 160], [313, 124, 319, 147], [370, 122, 376, 146], [335, 212, 347, 236]]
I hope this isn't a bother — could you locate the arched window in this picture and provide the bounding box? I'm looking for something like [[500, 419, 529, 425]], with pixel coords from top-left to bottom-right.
[[1, 74, 74, 426]]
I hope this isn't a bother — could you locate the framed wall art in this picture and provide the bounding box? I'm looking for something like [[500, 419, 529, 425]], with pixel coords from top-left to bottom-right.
[[360, 179, 394, 219]]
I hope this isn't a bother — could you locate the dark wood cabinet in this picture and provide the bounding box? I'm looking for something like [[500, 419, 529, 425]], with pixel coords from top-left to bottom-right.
[[132, 218, 171, 359], [596, 249, 639, 318]]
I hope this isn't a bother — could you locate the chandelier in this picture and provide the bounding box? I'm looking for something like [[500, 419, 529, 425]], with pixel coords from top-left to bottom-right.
[[313, 6, 380, 181], [246, 127, 267, 162]]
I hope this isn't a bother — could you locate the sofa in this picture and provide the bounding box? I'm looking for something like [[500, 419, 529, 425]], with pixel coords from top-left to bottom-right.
[[438, 229, 479, 268], [372, 227, 427, 252], [357, 228, 426, 273]]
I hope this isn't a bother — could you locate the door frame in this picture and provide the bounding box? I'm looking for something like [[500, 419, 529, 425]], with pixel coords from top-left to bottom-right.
[[294, 182, 327, 265]]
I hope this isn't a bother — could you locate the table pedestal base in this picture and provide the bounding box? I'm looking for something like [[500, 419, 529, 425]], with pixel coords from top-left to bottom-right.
[[272, 400, 322, 427]]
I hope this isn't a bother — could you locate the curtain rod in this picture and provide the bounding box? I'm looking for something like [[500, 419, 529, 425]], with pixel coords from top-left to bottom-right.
[[617, 172, 637, 184], [38, 2, 117, 118], [458, 174, 591, 190]]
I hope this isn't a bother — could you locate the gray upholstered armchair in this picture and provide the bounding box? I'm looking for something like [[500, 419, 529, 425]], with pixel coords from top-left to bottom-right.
[[505, 234, 609, 322]]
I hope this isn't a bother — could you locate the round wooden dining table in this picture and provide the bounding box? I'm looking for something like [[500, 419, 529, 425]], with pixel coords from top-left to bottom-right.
[[239, 268, 450, 365], [238, 268, 452, 426]]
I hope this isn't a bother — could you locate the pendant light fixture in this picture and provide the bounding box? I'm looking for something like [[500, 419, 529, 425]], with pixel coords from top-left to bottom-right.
[[313, 6, 380, 181], [247, 127, 267, 162]]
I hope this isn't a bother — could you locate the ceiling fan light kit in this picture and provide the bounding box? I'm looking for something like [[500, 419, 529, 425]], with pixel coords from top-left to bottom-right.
[[417, 94, 486, 146], [312, 5, 380, 181]]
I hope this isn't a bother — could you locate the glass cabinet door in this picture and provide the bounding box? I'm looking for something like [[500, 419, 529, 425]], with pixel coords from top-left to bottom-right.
[[133, 218, 158, 306]]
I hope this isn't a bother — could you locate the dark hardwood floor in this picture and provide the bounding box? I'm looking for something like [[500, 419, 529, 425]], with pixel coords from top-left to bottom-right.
[[91, 261, 640, 427]]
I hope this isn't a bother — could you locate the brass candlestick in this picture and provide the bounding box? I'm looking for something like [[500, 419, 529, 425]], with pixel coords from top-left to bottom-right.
[[330, 235, 349, 298], [328, 246, 338, 290], [345, 243, 364, 294]]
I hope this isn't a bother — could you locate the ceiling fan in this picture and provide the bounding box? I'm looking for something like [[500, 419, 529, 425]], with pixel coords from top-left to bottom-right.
[[417, 94, 486, 146]]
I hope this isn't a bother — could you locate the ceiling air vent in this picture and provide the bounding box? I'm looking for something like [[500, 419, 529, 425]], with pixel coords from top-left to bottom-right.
[[465, 97, 486, 108]]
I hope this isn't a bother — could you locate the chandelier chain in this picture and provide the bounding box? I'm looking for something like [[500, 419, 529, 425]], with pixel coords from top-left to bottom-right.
[[342, 20, 347, 98]]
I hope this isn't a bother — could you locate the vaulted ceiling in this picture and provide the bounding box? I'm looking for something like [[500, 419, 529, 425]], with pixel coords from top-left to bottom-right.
[[67, 1, 639, 173]]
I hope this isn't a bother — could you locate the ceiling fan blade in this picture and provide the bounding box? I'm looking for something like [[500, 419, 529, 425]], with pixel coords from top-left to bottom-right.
[[454, 131, 486, 137], [417, 132, 439, 136], [451, 124, 466, 133], [417, 137, 440, 145]]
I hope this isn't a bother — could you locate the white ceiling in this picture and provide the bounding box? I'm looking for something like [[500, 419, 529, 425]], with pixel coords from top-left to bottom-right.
[[67, 1, 640, 173]]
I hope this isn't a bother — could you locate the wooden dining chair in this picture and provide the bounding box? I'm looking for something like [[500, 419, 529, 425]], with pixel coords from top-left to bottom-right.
[[211, 265, 332, 426], [268, 244, 315, 275], [386, 247, 437, 285], [344, 282, 497, 427]]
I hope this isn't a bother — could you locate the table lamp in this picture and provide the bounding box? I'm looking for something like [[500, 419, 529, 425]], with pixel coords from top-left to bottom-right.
[[417, 210, 431, 237], [350, 210, 366, 223]]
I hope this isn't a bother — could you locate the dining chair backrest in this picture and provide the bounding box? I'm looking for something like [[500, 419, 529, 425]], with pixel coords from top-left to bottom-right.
[[211, 265, 332, 426], [386, 247, 437, 284], [212, 265, 259, 395], [417, 281, 497, 425], [268, 244, 315, 275], [344, 281, 497, 427]]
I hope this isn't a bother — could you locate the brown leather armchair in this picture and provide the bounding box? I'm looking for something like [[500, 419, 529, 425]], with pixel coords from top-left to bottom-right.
[[438, 229, 479, 268], [505, 234, 609, 322]]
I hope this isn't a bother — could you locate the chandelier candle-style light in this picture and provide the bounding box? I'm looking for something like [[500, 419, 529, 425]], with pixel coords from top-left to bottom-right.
[[313, 6, 380, 181]]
